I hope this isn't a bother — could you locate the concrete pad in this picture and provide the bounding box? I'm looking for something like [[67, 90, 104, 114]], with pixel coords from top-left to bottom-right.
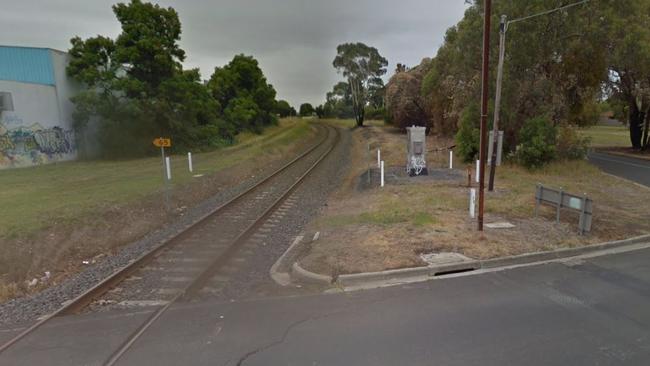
[[485, 222, 516, 229], [419, 252, 473, 266]]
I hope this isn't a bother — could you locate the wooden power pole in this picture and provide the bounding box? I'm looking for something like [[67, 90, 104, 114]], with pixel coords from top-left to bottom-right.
[[478, 0, 492, 231]]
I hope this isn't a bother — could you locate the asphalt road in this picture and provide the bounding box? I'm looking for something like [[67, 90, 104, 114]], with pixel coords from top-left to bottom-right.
[[2, 245, 650, 365], [588, 151, 650, 187]]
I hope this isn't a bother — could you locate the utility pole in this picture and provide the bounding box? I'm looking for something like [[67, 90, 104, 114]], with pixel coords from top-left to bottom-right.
[[488, 15, 507, 192], [478, 0, 492, 231], [487, 0, 590, 192]]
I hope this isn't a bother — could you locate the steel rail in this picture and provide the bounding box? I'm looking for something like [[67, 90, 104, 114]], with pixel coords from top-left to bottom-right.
[[0, 123, 332, 355], [105, 125, 340, 365]]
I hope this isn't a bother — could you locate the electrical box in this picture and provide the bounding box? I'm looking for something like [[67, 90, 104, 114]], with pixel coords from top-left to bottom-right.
[[406, 126, 427, 176]]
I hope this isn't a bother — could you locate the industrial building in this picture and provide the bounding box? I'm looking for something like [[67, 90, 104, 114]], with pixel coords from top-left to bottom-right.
[[0, 45, 81, 169]]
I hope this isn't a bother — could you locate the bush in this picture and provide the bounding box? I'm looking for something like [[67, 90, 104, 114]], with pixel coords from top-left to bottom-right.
[[556, 125, 591, 160], [515, 116, 557, 169], [364, 106, 386, 121], [455, 103, 480, 163]]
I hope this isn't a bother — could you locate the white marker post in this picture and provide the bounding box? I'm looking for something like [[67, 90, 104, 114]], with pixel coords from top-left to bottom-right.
[[187, 152, 193, 173], [377, 149, 381, 168], [380, 161, 385, 187], [475, 160, 480, 183], [449, 151, 454, 170], [469, 188, 477, 218], [165, 157, 172, 180]]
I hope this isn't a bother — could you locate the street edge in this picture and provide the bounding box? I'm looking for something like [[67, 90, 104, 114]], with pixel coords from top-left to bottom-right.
[[274, 233, 650, 288]]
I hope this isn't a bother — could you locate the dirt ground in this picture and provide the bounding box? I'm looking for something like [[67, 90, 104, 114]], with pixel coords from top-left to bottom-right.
[[0, 125, 318, 301], [300, 125, 650, 276]]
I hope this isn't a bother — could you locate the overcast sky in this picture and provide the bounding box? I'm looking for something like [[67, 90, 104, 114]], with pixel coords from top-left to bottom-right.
[[1, 0, 469, 107]]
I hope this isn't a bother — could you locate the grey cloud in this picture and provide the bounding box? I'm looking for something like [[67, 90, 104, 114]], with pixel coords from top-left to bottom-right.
[[1, 0, 468, 107]]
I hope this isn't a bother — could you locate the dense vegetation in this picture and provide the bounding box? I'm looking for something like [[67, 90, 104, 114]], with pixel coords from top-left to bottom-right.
[[386, 0, 650, 167], [67, 0, 289, 158]]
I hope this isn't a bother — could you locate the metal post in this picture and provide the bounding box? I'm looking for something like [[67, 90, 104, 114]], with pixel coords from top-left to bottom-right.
[[478, 0, 492, 231], [489, 15, 507, 192], [579, 194, 588, 235], [449, 150, 454, 170], [165, 157, 172, 180], [188, 152, 193, 173], [557, 189, 564, 223], [160, 146, 170, 211], [160, 147, 167, 181], [380, 161, 385, 187]]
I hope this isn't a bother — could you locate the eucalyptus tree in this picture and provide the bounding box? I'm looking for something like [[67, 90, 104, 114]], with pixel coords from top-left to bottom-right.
[[598, 0, 650, 150], [333, 43, 388, 126]]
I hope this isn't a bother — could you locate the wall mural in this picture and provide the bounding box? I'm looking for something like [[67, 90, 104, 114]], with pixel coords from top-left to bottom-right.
[[0, 119, 76, 168]]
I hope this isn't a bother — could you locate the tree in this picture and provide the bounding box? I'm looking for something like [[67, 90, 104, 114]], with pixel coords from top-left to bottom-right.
[[333, 43, 388, 127], [67, 35, 117, 92], [66, 1, 253, 158], [421, 1, 610, 154], [598, 0, 650, 150], [207, 54, 278, 133], [385, 58, 434, 131], [274, 100, 295, 118], [112, 0, 185, 98], [299, 103, 315, 117]]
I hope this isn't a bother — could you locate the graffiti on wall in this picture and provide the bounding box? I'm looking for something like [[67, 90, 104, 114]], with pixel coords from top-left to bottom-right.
[[0, 119, 76, 168]]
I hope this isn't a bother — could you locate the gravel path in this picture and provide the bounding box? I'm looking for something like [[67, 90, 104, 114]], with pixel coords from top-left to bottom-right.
[[0, 126, 336, 327]]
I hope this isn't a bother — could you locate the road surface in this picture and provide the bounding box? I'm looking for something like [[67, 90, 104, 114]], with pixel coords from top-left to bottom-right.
[[589, 151, 650, 187], [2, 245, 650, 365]]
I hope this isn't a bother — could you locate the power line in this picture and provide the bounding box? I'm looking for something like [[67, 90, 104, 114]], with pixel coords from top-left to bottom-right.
[[508, 0, 590, 26]]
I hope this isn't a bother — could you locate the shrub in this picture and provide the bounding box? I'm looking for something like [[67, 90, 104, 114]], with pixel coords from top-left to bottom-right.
[[365, 106, 386, 121], [455, 103, 480, 163], [514, 116, 557, 169], [556, 125, 591, 160]]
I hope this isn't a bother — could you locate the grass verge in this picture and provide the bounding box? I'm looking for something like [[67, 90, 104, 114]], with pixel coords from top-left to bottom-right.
[[0, 118, 316, 301], [300, 123, 650, 276], [0, 118, 311, 238], [579, 125, 629, 147]]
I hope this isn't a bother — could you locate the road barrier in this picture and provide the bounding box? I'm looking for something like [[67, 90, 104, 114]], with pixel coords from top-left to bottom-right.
[[534, 184, 592, 235]]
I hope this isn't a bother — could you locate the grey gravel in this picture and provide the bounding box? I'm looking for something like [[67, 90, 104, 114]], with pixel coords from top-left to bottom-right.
[[357, 166, 465, 191], [192, 124, 352, 301]]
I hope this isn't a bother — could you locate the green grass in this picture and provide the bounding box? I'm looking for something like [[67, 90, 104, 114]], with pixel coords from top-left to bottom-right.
[[579, 125, 629, 147], [0, 118, 313, 238]]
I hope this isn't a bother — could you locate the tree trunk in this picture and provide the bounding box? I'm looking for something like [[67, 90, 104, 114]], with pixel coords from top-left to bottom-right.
[[641, 109, 650, 151], [629, 102, 643, 150], [356, 105, 365, 127]]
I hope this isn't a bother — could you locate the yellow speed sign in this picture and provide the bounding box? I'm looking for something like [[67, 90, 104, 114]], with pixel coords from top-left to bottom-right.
[[153, 138, 171, 148]]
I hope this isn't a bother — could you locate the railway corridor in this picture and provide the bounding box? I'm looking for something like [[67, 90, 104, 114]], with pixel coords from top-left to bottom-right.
[[0, 123, 352, 364]]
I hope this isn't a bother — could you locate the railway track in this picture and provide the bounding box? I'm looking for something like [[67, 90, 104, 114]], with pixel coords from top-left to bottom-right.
[[0, 123, 340, 363]]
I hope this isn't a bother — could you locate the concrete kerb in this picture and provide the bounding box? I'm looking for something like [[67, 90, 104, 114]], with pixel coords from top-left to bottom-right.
[[270, 232, 333, 286], [285, 234, 650, 289]]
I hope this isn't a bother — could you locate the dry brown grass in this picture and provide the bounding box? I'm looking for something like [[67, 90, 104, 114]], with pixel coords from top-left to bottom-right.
[[301, 124, 650, 276]]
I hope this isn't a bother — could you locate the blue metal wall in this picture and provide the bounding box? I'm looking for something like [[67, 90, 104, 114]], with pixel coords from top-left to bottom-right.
[[0, 46, 55, 86]]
